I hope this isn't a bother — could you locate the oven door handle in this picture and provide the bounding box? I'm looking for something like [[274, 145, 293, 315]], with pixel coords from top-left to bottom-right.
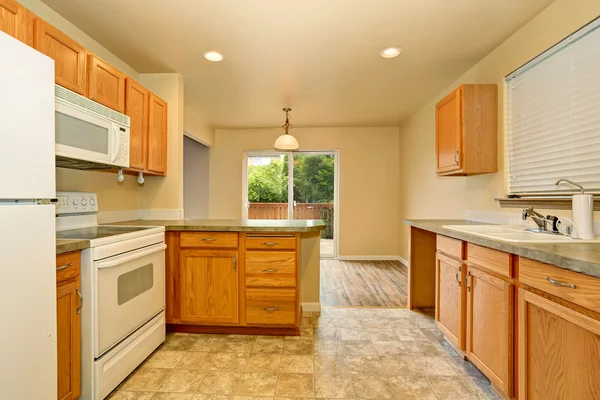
[[96, 243, 166, 269]]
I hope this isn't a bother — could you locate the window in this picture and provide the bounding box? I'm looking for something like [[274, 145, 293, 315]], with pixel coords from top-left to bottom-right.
[[506, 17, 600, 194]]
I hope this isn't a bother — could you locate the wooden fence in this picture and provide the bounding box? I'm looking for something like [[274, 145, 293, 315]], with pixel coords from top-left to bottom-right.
[[248, 202, 334, 239]]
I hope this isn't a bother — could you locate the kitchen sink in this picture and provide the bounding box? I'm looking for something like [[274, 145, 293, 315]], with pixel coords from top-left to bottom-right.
[[442, 224, 600, 243]]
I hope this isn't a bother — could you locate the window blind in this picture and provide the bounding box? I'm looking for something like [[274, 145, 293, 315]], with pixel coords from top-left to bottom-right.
[[506, 17, 600, 194]]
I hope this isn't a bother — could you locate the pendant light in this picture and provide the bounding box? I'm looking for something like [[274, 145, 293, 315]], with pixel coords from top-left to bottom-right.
[[274, 108, 299, 150]]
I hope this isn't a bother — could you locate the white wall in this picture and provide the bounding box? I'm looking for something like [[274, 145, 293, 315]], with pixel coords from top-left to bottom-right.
[[184, 135, 210, 219]]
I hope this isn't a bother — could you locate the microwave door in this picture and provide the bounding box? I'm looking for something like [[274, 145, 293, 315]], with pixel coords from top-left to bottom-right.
[[55, 102, 116, 165]]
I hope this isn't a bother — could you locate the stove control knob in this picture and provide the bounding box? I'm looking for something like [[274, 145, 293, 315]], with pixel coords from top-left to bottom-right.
[[90, 198, 96, 206], [72, 199, 79, 206], [81, 199, 88, 206]]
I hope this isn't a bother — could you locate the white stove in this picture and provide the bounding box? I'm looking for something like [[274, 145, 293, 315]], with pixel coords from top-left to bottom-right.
[[56, 191, 166, 400]]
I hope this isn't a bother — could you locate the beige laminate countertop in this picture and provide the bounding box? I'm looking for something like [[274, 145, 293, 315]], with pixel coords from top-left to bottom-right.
[[109, 219, 326, 233], [56, 239, 90, 255], [405, 219, 600, 278]]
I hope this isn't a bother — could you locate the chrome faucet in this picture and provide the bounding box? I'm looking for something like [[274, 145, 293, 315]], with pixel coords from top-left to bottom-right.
[[522, 207, 561, 234]]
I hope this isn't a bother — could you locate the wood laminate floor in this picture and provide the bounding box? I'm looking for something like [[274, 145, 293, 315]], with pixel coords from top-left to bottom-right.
[[320, 259, 408, 307]]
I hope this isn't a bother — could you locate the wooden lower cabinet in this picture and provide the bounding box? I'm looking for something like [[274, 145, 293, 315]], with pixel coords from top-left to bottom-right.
[[466, 266, 513, 397], [435, 252, 465, 351], [518, 288, 600, 400], [246, 288, 297, 326], [179, 249, 239, 325], [56, 251, 81, 400]]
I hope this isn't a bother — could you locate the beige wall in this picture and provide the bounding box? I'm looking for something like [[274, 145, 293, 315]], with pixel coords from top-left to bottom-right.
[[185, 107, 215, 147], [209, 127, 401, 257], [398, 0, 600, 260]]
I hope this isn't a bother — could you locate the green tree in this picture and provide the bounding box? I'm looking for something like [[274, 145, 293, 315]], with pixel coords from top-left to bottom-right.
[[293, 155, 334, 203], [247, 159, 287, 202]]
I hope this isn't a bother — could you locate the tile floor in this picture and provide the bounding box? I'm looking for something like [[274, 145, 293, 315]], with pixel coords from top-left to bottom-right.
[[108, 307, 501, 400]]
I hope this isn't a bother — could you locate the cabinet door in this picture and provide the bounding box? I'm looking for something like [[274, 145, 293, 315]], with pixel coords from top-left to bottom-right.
[[34, 19, 86, 95], [87, 54, 125, 112], [436, 88, 462, 173], [57, 278, 81, 400], [125, 78, 149, 170], [435, 253, 465, 350], [518, 289, 600, 400], [0, 0, 33, 45], [180, 249, 239, 325], [147, 93, 168, 175], [466, 267, 513, 397]]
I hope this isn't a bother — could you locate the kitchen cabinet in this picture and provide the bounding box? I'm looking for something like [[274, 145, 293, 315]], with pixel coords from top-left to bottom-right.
[[180, 249, 239, 325], [56, 251, 81, 400], [0, 0, 33, 46], [436, 84, 497, 176], [87, 54, 125, 113], [125, 78, 149, 170], [518, 288, 600, 400], [34, 19, 87, 95], [147, 93, 168, 175], [435, 252, 465, 352], [466, 265, 513, 398]]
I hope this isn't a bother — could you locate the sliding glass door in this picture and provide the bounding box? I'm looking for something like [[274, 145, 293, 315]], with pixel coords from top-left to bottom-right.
[[243, 151, 338, 258]]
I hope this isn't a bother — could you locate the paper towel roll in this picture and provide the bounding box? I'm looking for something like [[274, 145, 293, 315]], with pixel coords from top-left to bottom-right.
[[572, 194, 594, 239]]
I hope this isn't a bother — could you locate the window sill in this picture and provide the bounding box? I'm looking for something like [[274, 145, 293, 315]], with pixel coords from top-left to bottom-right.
[[495, 197, 600, 211]]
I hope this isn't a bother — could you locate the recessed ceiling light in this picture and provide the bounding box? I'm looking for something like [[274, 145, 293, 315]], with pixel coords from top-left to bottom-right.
[[380, 47, 402, 59], [204, 51, 224, 62]]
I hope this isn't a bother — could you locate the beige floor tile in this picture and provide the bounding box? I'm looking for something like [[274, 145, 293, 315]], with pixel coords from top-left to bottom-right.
[[145, 351, 188, 369], [394, 328, 428, 341], [151, 393, 195, 399], [388, 318, 420, 330], [192, 395, 232, 400], [235, 372, 278, 396], [372, 341, 406, 356], [401, 340, 443, 356], [364, 328, 399, 341], [158, 370, 204, 393], [191, 337, 228, 353], [314, 374, 355, 398], [340, 319, 363, 329], [314, 340, 343, 355], [379, 355, 421, 375], [163, 336, 199, 351], [445, 357, 486, 378], [339, 341, 378, 356], [339, 328, 370, 341], [275, 373, 314, 398], [359, 318, 392, 329], [234, 397, 273, 400], [420, 328, 445, 342], [351, 375, 395, 399], [122, 368, 171, 392], [285, 326, 314, 340], [387, 375, 436, 399], [314, 355, 351, 374], [177, 352, 217, 370], [282, 339, 313, 355], [430, 340, 459, 357], [313, 316, 338, 328], [109, 391, 154, 400], [210, 353, 249, 371], [413, 357, 457, 376], [409, 316, 437, 329], [221, 338, 257, 353], [385, 308, 411, 318], [252, 338, 285, 353], [313, 327, 341, 340], [279, 354, 314, 373], [197, 371, 242, 395], [345, 355, 384, 375], [244, 353, 282, 373], [426, 376, 479, 400], [460, 376, 502, 400]]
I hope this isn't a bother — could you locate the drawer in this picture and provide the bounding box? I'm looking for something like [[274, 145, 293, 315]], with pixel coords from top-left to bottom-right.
[[245, 234, 296, 250], [437, 235, 464, 259], [56, 251, 80, 283], [467, 243, 512, 278], [180, 232, 239, 248], [245, 288, 297, 326], [245, 252, 296, 288], [520, 258, 600, 312]]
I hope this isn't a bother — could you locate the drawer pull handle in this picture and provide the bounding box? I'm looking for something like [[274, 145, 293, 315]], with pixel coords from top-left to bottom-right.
[[261, 307, 280, 311], [262, 242, 279, 246], [201, 238, 217, 242], [76, 288, 83, 315], [262, 269, 279, 273], [455, 265, 462, 286], [546, 277, 576, 289], [56, 262, 72, 271], [465, 271, 471, 292]]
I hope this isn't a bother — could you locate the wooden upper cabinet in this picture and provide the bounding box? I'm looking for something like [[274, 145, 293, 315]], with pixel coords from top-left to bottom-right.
[[125, 78, 149, 170], [0, 0, 33, 46], [436, 84, 497, 176], [87, 54, 125, 112], [147, 93, 168, 175], [34, 19, 87, 95], [435, 253, 466, 352]]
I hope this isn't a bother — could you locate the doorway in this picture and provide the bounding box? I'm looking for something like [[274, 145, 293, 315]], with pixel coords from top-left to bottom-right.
[[242, 151, 338, 258]]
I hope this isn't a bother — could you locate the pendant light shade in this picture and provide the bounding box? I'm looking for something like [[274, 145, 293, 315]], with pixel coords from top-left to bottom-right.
[[274, 108, 299, 150]]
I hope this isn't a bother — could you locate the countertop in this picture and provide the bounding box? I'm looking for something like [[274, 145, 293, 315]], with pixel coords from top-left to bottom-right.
[[109, 219, 326, 233], [56, 239, 90, 255], [405, 219, 600, 278]]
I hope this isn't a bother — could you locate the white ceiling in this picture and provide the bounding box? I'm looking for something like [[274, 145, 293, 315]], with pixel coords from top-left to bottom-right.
[[41, 0, 554, 128]]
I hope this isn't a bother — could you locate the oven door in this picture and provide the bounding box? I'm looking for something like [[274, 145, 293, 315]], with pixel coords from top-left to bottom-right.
[[94, 242, 166, 357]]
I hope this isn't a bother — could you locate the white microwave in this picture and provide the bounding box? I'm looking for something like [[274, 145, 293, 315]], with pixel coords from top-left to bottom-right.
[[55, 85, 130, 170]]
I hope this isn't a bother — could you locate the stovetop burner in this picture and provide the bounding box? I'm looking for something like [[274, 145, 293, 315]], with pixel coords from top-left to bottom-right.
[[56, 225, 153, 240]]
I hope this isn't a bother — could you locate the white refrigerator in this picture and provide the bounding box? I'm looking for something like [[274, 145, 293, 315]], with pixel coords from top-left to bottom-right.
[[0, 32, 57, 399]]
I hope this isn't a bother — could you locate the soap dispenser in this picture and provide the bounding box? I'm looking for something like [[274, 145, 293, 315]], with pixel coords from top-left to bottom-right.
[[555, 179, 595, 239]]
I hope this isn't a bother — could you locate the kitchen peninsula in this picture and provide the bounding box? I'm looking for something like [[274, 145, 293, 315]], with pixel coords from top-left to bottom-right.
[[113, 219, 325, 335]]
